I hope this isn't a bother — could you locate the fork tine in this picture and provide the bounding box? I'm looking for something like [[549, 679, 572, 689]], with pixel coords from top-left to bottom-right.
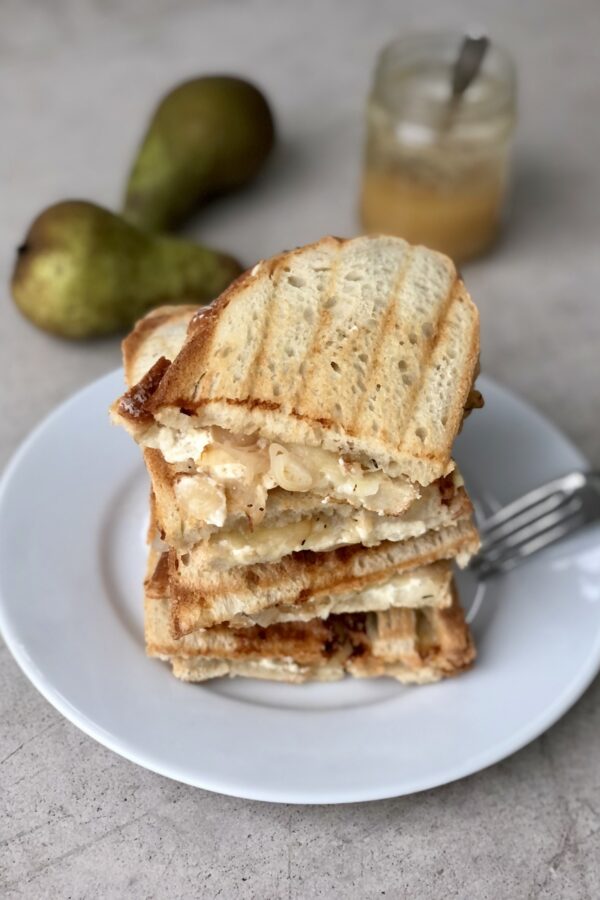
[[472, 470, 600, 579], [482, 496, 584, 562], [479, 472, 586, 534], [480, 489, 577, 541], [475, 509, 586, 578]]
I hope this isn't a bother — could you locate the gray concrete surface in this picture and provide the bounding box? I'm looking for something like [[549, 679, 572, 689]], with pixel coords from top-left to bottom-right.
[[1, 1, 600, 897]]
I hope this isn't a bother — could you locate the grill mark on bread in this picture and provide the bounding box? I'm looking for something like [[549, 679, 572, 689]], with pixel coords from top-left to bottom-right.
[[351, 246, 414, 436], [224, 397, 281, 412], [147, 490, 161, 544], [292, 249, 341, 409], [165, 394, 344, 427], [396, 275, 461, 452], [242, 262, 282, 399], [430, 593, 476, 670]]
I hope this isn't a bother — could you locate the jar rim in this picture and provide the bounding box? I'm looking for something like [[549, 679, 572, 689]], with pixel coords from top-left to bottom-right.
[[372, 31, 516, 123]]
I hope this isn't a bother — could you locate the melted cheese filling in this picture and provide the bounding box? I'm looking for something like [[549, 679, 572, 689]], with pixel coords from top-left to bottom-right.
[[208, 510, 437, 568], [143, 425, 418, 523]]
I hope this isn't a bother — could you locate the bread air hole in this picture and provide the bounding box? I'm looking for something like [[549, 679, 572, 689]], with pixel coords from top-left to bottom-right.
[[409, 332, 418, 345], [288, 275, 305, 288], [402, 373, 414, 386], [415, 427, 427, 442], [345, 271, 361, 281], [324, 296, 337, 310], [398, 360, 407, 371], [422, 322, 434, 338], [330, 360, 341, 374]]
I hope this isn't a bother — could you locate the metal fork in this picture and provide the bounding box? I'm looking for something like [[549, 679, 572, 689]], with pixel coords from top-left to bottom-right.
[[471, 471, 600, 579]]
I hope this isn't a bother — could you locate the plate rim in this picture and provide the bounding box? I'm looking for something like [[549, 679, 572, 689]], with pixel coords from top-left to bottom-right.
[[0, 368, 598, 805]]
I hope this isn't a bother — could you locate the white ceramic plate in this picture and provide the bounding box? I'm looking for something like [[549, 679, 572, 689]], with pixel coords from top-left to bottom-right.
[[1, 372, 600, 804]]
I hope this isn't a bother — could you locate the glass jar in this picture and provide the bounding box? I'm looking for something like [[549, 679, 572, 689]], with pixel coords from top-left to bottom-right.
[[360, 33, 517, 263]]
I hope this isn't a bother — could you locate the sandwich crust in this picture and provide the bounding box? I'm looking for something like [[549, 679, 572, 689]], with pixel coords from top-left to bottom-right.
[[146, 548, 455, 627]]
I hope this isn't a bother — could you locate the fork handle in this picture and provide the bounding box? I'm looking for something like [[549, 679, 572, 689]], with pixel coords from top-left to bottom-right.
[[588, 471, 600, 493]]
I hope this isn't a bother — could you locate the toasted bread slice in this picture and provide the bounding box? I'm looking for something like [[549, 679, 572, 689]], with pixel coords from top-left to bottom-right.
[[146, 546, 454, 629], [165, 517, 479, 634], [145, 570, 475, 684], [233, 560, 453, 627], [112, 235, 480, 491]]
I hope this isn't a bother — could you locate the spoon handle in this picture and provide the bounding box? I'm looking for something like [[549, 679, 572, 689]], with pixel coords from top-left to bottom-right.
[[452, 34, 490, 99]]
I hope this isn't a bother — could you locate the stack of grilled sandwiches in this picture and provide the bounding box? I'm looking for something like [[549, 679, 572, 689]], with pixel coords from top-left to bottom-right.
[[111, 235, 482, 685]]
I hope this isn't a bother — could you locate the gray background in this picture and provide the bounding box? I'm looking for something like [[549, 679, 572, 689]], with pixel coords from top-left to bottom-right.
[[1, 1, 599, 897]]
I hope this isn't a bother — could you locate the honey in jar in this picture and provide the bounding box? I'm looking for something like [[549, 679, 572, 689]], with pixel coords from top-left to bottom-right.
[[360, 33, 517, 263]]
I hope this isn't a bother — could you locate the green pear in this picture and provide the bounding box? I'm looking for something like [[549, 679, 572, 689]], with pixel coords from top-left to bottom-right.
[[123, 76, 275, 231], [11, 201, 242, 339]]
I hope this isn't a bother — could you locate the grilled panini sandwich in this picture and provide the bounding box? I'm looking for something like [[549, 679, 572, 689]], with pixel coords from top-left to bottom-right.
[[111, 234, 482, 684]]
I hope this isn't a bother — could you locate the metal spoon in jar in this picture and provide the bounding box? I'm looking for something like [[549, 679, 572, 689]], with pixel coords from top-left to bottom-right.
[[442, 33, 490, 131]]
